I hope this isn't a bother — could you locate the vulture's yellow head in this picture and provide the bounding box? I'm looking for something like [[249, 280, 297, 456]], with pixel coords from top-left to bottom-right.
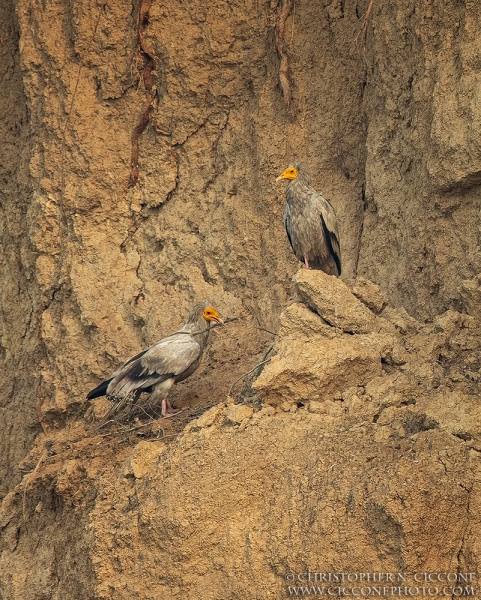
[[276, 166, 298, 182], [202, 307, 224, 324]]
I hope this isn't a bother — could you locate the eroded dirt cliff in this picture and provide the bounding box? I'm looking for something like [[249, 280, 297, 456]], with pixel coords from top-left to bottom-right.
[[1, 0, 481, 597], [1, 272, 480, 599]]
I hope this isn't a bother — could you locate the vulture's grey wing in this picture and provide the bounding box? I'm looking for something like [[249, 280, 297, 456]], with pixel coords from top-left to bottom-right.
[[108, 333, 201, 396], [140, 333, 201, 377], [110, 347, 149, 378], [88, 347, 150, 399], [317, 195, 342, 275]]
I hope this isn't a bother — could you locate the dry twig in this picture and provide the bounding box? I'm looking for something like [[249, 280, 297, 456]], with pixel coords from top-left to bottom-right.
[[226, 356, 272, 398]]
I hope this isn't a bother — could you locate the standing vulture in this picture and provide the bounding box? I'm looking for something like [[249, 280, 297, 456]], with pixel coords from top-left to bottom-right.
[[87, 302, 223, 420], [277, 162, 342, 276]]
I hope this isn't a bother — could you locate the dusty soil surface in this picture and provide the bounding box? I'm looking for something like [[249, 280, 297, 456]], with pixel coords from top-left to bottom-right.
[[2, 272, 481, 599]]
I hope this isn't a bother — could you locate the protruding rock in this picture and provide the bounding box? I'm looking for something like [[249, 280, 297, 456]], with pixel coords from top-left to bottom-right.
[[293, 270, 378, 334], [279, 303, 336, 338], [382, 306, 422, 335], [344, 276, 389, 314], [123, 441, 166, 479], [225, 404, 254, 424], [253, 333, 382, 406], [184, 403, 226, 433]]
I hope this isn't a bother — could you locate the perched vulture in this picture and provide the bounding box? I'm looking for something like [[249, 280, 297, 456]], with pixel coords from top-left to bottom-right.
[[277, 162, 342, 276], [87, 302, 223, 420]]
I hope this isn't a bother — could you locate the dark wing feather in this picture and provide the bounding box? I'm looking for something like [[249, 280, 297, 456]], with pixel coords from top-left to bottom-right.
[[315, 193, 341, 275], [87, 378, 112, 400], [283, 203, 295, 254], [319, 212, 342, 275], [87, 348, 150, 399]]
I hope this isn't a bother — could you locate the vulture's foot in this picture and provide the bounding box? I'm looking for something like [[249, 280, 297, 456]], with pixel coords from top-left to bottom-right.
[[161, 398, 183, 418]]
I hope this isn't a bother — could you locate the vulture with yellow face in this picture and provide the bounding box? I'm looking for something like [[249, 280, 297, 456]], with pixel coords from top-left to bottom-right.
[[87, 302, 223, 420], [277, 162, 342, 276]]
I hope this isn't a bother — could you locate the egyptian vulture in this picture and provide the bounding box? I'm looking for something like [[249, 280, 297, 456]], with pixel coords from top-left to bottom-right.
[[87, 302, 223, 420], [277, 162, 342, 276]]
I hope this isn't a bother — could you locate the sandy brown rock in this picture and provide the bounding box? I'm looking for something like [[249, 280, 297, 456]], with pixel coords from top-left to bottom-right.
[[358, 2, 481, 319], [254, 275, 480, 420], [2, 394, 480, 600], [294, 270, 379, 333], [253, 271, 409, 407], [344, 276, 389, 314], [253, 332, 383, 406], [381, 306, 423, 335], [225, 403, 255, 425], [123, 441, 166, 479]]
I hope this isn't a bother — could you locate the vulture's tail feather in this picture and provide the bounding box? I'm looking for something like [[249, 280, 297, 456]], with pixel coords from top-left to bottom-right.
[[87, 378, 112, 400]]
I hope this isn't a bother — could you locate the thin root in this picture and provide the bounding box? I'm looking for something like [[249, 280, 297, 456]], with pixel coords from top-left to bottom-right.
[[275, 0, 294, 108], [355, 0, 375, 47]]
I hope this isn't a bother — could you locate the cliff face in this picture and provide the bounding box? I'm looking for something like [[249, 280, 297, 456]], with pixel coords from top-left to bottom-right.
[[1, 272, 480, 599], [1, 0, 480, 597], [359, 1, 481, 313]]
